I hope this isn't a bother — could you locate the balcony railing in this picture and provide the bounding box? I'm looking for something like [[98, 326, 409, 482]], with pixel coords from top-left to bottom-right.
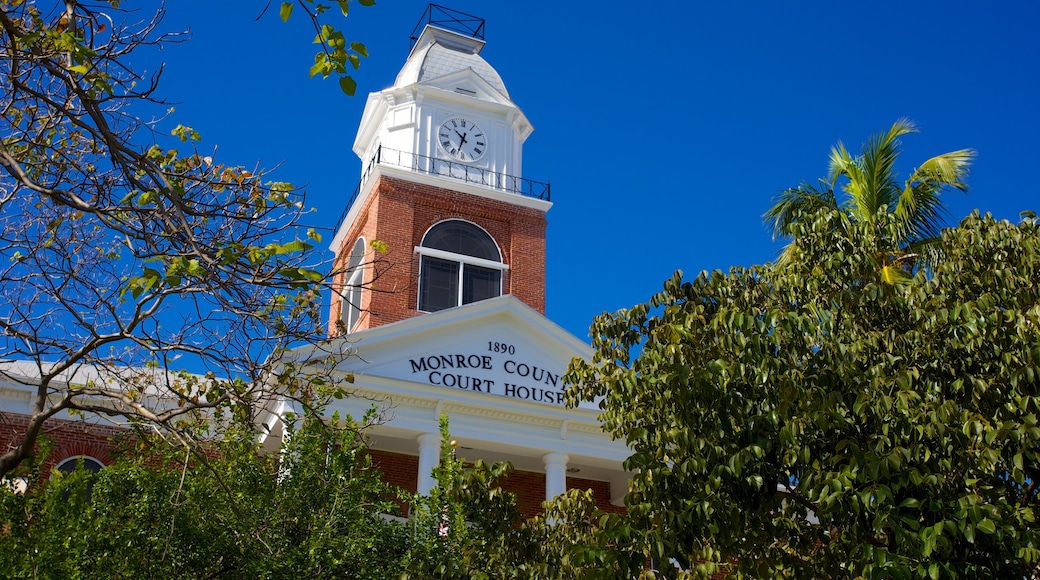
[[334, 146, 551, 235]]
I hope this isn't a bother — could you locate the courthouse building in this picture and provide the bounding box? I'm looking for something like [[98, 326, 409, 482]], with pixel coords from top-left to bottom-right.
[[262, 6, 631, 516], [0, 6, 631, 516]]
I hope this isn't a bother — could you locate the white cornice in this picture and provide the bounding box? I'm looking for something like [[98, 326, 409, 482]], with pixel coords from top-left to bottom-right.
[[380, 164, 551, 211], [330, 165, 551, 253], [330, 377, 628, 465]]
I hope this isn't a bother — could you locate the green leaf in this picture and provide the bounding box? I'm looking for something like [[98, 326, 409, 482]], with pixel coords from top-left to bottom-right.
[[67, 64, 88, 74], [358, 0, 376, 5], [276, 240, 313, 253], [337, 0, 349, 16], [279, 2, 293, 22], [976, 519, 996, 534], [339, 75, 357, 96], [279, 268, 323, 282], [351, 42, 368, 57]]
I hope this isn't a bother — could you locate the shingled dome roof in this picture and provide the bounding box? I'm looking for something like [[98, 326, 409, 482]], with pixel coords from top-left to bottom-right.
[[394, 25, 510, 99]]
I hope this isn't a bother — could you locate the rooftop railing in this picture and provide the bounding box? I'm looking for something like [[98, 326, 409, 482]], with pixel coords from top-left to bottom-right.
[[333, 146, 551, 236], [409, 4, 485, 48]]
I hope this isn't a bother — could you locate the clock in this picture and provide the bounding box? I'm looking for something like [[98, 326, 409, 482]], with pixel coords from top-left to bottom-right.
[[437, 117, 486, 162]]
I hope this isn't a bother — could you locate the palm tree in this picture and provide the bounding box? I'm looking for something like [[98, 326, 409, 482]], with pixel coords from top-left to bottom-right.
[[765, 119, 975, 282]]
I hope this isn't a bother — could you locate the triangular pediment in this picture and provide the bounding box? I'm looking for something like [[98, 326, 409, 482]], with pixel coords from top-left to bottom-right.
[[311, 296, 594, 410], [420, 68, 515, 107]]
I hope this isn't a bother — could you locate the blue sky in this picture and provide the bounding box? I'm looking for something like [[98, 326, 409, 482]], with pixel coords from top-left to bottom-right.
[[154, 1, 1039, 342]]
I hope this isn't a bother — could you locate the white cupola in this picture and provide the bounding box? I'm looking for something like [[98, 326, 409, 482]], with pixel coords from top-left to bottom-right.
[[352, 9, 533, 181], [328, 6, 551, 334]]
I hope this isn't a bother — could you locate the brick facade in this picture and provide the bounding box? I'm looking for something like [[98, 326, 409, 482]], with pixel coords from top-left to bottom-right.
[[367, 448, 625, 518], [329, 175, 547, 334], [0, 413, 119, 474]]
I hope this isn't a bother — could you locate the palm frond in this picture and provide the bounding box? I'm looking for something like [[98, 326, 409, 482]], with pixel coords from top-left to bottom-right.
[[896, 148, 976, 240], [909, 149, 975, 191], [903, 235, 945, 275], [768, 119, 973, 280], [826, 141, 854, 187], [829, 143, 872, 221], [858, 119, 916, 222], [880, 263, 912, 285], [764, 180, 838, 241]]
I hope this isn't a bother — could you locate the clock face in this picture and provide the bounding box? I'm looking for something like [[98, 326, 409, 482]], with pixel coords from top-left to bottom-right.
[[437, 117, 486, 162]]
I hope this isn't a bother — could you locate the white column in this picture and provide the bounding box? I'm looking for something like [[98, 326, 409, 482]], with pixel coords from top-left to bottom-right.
[[543, 452, 569, 501], [416, 432, 441, 495]]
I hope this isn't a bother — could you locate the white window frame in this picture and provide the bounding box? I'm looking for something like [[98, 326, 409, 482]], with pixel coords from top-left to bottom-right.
[[341, 238, 366, 331], [55, 455, 105, 473], [415, 220, 508, 312]]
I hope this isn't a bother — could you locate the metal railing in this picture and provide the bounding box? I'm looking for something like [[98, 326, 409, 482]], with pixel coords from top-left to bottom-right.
[[409, 4, 485, 48], [333, 146, 550, 235]]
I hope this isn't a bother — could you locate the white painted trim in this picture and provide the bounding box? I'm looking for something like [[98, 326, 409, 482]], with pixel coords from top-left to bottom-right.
[[414, 247, 509, 271], [54, 455, 106, 472], [329, 165, 551, 255], [380, 164, 551, 211]]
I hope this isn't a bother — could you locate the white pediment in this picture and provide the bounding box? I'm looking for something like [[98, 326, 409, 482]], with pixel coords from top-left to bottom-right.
[[419, 68, 515, 108], [320, 295, 595, 410]]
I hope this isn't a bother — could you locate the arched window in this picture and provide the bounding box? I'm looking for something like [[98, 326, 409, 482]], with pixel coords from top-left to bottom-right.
[[341, 238, 366, 331], [55, 456, 105, 500], [417, 220, 506, 312], [56, 456, 104, 475]]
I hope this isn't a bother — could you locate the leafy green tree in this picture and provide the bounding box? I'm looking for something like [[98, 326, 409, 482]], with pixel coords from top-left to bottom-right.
[[404, 415, 533, 578], [765, 120, 974, 281], [403, 416, 651, 579], [567, 210, 1040, 578], [0, 0, 376, 478], [0, 412, 408, 578], [277, 0, 376, 95]]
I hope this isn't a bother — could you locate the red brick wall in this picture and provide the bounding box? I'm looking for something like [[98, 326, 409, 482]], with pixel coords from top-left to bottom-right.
[[499, 468, 546, 519], [368, 448, 625, 519], [330, 175, 548, 335], [568, 475, 628, 515], [367, 448, 419, 495], [0, 413, 120, 474], [3, 415, 627, 523]]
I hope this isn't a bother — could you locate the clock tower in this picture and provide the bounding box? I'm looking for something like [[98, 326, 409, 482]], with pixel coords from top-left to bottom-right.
[[273, 5, 631, 515], [329, 6, 551, 334]]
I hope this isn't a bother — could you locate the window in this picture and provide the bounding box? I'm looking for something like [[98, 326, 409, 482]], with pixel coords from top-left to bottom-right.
[[341, 238, 366, 331], [417, 220, 506, 312], [56, 456, 104, 475], [55, 456, 104, 500]]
